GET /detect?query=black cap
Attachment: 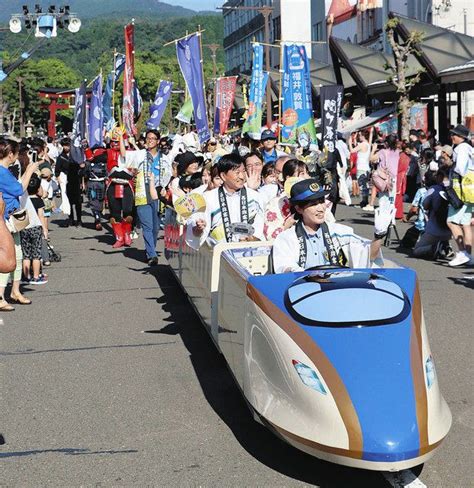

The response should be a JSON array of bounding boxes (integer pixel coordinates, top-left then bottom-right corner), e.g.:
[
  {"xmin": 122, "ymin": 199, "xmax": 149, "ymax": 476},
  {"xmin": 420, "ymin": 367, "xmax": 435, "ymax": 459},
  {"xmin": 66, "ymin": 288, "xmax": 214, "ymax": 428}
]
[
  {"xmin": 175, "ymin": 151, "xmax": 198, "ymax": 167},
  {"xmin": 450, "ymin": 124, "xmax": 470, "ymax": 140},
  {"xmin": 289, "ymin": 178, "xmax": 330, "ymax": 204},
  {"xmin": 261, "ymin": 129, "xmax": 277, "ymax": 141}
]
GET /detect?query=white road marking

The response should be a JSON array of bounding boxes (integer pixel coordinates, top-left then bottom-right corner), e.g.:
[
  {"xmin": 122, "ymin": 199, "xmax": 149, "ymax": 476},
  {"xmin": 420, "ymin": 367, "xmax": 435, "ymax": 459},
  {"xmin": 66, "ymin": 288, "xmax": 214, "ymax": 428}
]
[{"xmin": 383, "ymin": 470, "xmax": 427, "ymax": 488}]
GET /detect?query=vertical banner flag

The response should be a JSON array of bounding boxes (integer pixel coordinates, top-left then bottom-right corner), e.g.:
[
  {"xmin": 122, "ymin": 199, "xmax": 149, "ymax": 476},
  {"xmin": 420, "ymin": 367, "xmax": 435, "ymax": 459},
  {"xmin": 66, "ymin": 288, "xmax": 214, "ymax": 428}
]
[
  {"xmin": 102, "ymin": 73, "xmax": 114, "ymax": 131},
  {"xmin": 103, "ymin": 53, "xmax": 126, "ymax": 131},
  {"xmin": 71, "ymin": 81, "xmax": 87, "ymax": 164},
  {"xmin": 88, "ymin": 74, "xmax": 103, "ymax": 148},
  {"xmin": 176, "ymin": 33, "xmax": 211, "ymax": 144},
  {"xmin": 213, "ymin": 76, "xmax": 237, "ymax": 136},
  {"xmin": 123, "ymin": 22, "xmax": 136, "ymax": 135},
  {"xmin": 114, "ymin": 53, "xmax": 126, "ymax": 80},
  {"xmin": 176, "ymin": 98, "xmax": 193, "ymax": 124},
  {"xmin": 133, "ymin": 83, "xmax": 143, "ymax": 119},
  {"xmin": 281, "ymin": 44, "xmax": 317, "ymax": 145},
  {"xmin": 242, "ymin": 44, "xmax": 269, "ymax": 139},
  {"xmin": 320, "ymin": 84, "xmax": 343, "ymax": 166},
  {"xmin": 147, "ymin": 80, "xmax": 173, "ymax": 129}
]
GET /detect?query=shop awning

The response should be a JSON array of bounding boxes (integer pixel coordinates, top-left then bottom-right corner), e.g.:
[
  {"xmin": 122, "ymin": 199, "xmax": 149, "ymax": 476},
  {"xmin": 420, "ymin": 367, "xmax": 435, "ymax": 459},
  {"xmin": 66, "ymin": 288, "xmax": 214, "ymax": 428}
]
[{"xmin": 339, "ymin": 105, "xmax": 396, "ymax": 134}]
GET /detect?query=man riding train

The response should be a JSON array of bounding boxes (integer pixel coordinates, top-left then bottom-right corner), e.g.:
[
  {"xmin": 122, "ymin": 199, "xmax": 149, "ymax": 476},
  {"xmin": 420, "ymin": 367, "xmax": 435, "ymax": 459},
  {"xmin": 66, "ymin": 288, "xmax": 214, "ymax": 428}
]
[{"xmin": 185, "ymin": 153, "xmax": 393, "ymax": 273}]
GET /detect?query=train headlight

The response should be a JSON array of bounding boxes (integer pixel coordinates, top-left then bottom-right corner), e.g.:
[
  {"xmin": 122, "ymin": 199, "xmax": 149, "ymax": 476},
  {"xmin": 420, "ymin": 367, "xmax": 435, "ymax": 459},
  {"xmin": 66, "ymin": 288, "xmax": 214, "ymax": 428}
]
[{"xmin": 292, "ymin": 360, "xmax": 327, "ymax": 395}]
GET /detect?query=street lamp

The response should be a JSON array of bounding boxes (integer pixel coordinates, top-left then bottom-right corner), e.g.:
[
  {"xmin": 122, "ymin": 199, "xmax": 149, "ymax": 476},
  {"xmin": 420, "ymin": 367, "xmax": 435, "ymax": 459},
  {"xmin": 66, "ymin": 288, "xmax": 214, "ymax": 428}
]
[
  {"xmin": 8, "ymin": 4, "xmax": 81, "ymax": 37},
  {"xmin": 220, "ymin": 5, "xmax": 274, "ymax": 127}
]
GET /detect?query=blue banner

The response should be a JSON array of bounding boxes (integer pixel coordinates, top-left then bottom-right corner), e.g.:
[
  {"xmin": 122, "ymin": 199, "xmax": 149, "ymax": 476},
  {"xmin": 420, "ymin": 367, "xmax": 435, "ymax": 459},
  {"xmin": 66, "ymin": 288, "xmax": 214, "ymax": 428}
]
[
  {"xmin": 114, "ymin": 53, "xmax": 126, "ymax": 80},
  {"xmin": 176, "ymin": 33, "xmax": 210, "ymax": 144},
  {"xmin": 133, "ymin": 82, "xmax": 143, "ymax": 119},
  {"xmin": 71, "ymin": 82, "xmax": 86, "ymax": 164},
  {"xmin": 147, "ymin": 80, "xmax": 173, "ymax": 129},
  {"xmin": 88, "ymin": 74, "xmax": 103, "ymax": 148},
  {"xmin": 242, "ymin": 44, "xmax": 269, "ymax": 140},
  {"xmin": 281, "ymin": 44, "xmax": 317, "ymax": 145},
  {"xmin": 102, "ymin": 73, "xmax": 114, "ymax": 131}
]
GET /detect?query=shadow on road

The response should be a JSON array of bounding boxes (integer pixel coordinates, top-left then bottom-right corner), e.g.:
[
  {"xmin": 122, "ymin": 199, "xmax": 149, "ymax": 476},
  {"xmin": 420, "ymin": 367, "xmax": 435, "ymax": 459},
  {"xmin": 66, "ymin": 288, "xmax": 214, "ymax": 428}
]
[
  {"xmin": 140, "ymin": 264, "xmax": 410, "ymax": 488},
  {"xmin": 0, "ymin": 448, "xmax": 138, "ymax": 458}
]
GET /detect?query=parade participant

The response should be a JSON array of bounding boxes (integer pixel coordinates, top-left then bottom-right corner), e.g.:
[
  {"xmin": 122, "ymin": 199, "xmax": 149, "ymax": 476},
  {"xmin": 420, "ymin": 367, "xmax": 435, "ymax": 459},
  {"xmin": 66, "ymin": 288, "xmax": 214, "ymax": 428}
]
[
  {"xmin": 55, "ymin": 139, "xmax": 82, "ymax": 227},
  {"xmin": 272, "ymin": 178, "xmax": 393, "ymax": 273},
  {"xmin": 170, "ymin": 151, "xmax": 201, "ymax": 202},
  {"xmin": 105, "ymin": 127, "xmax": 136, "ymax": 248},
  {"xmin": 244, "ymin": 152, "xmax": 264, "ymax": 190},
  {"xmin": 260, "ymin": 129, "xmax": 285, "ymax": 165},
  {"xmin": 264, "ymin": 159, "xmax": 309, "ymax": 240},
  {"xmin": 119, "ymin": 129, "xmax": 163, "ymax": 264},
  {"xmin": 262, "ymin": 163, "xmax": 277, "ymax": 186},
  {"xmin": 259, "ymin": 154, "xmax": 292, "ymax": 208},
  {"xmin": 0, "ymin": 138, "xmax": 39, "ymax": 310},
  {"xmin": 186, "ymin": 153, "xmax": 264, "ymax": 249},
  {"xmin": 446, "ymin": 124, "xmax": 473, "ymax": 266},
  {"xmin": 84, "ymin": 146, "xmax": 108, "ymax": 230}
]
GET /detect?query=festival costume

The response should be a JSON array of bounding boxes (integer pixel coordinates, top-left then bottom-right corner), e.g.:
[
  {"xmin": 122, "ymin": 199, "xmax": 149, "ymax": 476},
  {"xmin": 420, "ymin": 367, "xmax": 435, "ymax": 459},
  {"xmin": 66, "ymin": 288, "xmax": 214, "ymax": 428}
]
[
  {"xmin": 272, "ymin": 221, "xmax": 383, "ymax": 273},
  {"xmin": 186, "ymin": 186, "xmax": 264, "ymax": 249},
  {"xmin": 84, "ymin": 148, "xmax": 107, "ymax": 230},
  {"xmin": 105, "ymin": 141, "xmax": 135, "ymax": 247}
]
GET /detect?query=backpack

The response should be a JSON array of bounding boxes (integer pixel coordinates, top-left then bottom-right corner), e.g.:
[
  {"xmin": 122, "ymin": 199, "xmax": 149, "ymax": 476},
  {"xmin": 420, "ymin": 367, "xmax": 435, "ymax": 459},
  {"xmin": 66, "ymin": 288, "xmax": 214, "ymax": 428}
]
[{"xmin": 452, "ymin": 169, "xmax": 474, "ymax": 204}]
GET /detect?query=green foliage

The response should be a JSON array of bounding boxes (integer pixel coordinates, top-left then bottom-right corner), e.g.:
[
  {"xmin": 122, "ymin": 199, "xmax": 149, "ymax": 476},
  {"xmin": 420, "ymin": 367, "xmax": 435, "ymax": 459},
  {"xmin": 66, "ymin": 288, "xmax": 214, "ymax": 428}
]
[
  {"xmin": 0, "ymin": 14, "xmax": 224, "ymax": 131},
  {"xmin": 1, "ymin": 58, "xmax": 80, "ymax": 126}
]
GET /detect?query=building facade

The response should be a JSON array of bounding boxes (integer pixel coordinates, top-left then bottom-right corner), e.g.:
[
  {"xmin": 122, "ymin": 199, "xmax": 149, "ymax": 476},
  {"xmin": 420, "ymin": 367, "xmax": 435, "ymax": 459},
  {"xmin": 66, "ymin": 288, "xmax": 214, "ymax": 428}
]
[
  {"xmin": 223, "ymin": 0, "xmax": 313, "ymax": 75},
  {"xmin": 223, "ymin": 0, "xmax": 273, "ymax": 76}
]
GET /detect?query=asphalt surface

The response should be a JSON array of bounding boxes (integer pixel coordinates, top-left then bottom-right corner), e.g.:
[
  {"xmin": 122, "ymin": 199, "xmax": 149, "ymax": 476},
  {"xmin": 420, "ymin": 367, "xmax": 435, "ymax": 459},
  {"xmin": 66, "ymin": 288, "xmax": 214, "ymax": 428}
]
[{"xmin": 1, "ymin": 203, "xmax": 472, "ymax": 487}]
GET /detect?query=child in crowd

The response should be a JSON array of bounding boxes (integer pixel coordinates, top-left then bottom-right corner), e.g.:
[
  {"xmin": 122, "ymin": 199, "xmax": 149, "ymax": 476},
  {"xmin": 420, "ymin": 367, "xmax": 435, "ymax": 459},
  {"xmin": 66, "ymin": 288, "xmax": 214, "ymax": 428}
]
[{"xmin": 20, "ymin": 173, "xmax": 48, "ymax": 285}]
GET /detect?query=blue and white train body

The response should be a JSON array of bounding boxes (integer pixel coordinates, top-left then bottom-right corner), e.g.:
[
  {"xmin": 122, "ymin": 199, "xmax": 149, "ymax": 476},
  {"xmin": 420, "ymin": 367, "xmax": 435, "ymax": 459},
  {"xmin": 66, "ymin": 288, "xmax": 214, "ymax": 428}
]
[{"xmin": 164, "ymin": 218, "xmax": 451, "ymax": 471}]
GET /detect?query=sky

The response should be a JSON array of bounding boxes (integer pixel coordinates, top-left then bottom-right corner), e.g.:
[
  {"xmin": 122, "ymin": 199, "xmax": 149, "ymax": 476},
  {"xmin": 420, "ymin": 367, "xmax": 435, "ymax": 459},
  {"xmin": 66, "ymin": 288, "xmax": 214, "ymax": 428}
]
[{"xmin": 163, "ymin": 0, "xmax": 225, "ymax": 11}]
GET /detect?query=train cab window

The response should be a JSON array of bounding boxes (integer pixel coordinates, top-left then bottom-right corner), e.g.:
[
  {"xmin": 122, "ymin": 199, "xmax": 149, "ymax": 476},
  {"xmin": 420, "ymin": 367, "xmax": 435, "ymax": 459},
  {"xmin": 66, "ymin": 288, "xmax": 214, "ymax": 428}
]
[
  {"xmin": 285, "ymin": 271, "xmax": 411, "ymax": 327},
  {"xmin": 224, "ymin": 246, "xmax": 273, "ymax": 277}
]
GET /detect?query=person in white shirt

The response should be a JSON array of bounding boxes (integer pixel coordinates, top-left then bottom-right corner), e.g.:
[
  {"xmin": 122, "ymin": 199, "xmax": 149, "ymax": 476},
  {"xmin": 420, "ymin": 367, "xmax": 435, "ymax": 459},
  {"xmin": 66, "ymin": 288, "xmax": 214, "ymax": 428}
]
[
  {"xmin": 46, "ymin": 137, "xmax": 59, "ymax": 163},
  {"xmin": 336, "ymin": 133, "xmax": 351, "ymax": 206},
  {"xmin": 272, "ymin": 178, "xmax": 392, "ymax": 273},
  {"xmin": 446, "ymin": 124, "xmax": 474, "ymax": 266},
  {"xmin": 349, "ymin": 129, "xmax": 373, "ymax": 209},
  {"xmin": 186, "ymin": 153, "xmax": 264, "ymax": 249}
]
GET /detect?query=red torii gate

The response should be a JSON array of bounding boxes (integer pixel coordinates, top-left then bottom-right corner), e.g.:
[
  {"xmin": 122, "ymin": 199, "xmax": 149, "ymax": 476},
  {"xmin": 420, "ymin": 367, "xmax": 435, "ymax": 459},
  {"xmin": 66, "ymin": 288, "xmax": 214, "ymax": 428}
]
[{"xmin": 39, "ymin": 87, "xmax": 91, "ymax": 138}]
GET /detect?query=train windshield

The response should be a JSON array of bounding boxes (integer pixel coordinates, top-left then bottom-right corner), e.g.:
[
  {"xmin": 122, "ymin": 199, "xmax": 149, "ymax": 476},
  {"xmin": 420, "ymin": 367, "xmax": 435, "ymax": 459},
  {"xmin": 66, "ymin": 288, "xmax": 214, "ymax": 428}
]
[{"xmin": 285, "ymin": 271, "xmax": 411, "ymax": 327}]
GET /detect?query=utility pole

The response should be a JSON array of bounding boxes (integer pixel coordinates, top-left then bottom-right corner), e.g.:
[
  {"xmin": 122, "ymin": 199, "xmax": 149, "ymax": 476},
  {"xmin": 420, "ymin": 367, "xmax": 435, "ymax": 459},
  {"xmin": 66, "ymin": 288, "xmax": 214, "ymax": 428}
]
[
  {"xmin": 220, "ymin": 5, "xmax": 274, "ymax": 127},
  {"xmin": 204, "ymin": 43, "xmax": 220, "ymax": 79},
  {"xmin": 204, "ymin": 43, "xmax": 220, "ymax": 128},
  {"xmin": 17, "ymin": 76, "xmax": 25, "ymax": 137}
]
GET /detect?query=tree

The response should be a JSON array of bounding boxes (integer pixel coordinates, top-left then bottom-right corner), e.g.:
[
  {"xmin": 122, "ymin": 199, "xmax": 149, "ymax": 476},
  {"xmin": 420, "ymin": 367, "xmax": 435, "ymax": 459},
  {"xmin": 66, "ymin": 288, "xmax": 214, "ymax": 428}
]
[
  {"xmin": 385, "ymin": 17, "xmax": 425, "ymax": 141},
  {"xmin": 1, "ymin": 58, "xmax": 80, "ymax": 130}
]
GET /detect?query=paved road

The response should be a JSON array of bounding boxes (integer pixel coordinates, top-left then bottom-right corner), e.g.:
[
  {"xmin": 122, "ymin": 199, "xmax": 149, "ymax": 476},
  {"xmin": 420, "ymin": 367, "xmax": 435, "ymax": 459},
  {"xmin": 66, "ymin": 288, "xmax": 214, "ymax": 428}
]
[{"xmin": 1, "ymin": 205, "xmax": 472, "ymax": 487}]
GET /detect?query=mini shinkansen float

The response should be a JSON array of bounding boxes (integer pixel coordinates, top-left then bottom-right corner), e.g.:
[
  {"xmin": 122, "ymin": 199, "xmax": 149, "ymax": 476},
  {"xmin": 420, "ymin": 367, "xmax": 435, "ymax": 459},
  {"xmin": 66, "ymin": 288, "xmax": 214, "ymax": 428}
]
[{"xmin": 163, "ymin": 208, "xmax": 451, "ymax": 472}]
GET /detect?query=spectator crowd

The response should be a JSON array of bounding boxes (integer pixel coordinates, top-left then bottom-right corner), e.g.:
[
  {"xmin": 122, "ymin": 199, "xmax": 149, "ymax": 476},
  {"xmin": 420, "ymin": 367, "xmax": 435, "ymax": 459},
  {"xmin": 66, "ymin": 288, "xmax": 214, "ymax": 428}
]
[{"xmin": 0, "ymin": 121, "xmax": 472, "ymax": 311}]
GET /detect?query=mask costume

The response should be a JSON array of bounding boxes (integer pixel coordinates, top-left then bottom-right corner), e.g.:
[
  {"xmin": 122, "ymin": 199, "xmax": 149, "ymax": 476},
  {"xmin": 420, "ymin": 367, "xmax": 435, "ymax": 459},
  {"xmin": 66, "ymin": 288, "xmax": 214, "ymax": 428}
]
[{"xmin": 105, "ymin": 128, "xmax": 135, "ymax": 248}]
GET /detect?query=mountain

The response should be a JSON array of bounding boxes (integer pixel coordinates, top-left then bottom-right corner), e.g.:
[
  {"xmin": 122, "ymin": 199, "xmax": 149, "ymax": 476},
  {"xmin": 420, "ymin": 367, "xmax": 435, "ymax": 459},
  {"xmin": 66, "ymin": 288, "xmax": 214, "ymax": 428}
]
[{"xmin": 0, "ymin": 0, "xmax": 216, "ymax": 22}]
